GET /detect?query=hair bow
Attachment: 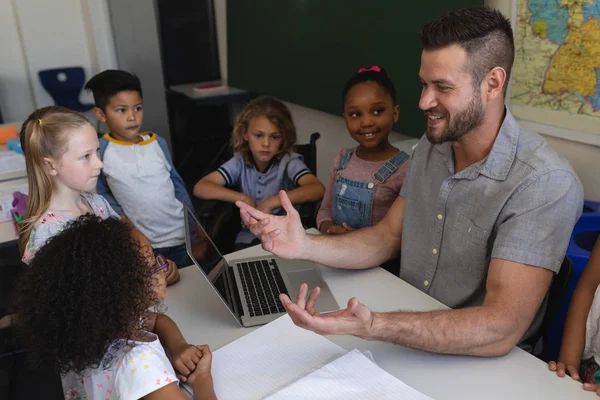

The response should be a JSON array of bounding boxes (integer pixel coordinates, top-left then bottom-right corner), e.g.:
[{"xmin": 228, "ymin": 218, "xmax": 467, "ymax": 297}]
[{"xmin": 358, "ymin": 66, "xmax": 381, "ymax": 73}]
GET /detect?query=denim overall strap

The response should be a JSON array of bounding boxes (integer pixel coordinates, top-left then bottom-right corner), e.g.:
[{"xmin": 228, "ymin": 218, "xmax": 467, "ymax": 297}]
[
  {"xmin": 373, "ymin": 151, "xmax": 409, "ymax": 183},
  {"xmin": 335, "ymin": 148, "xmax": 356, "ymax": 172}
]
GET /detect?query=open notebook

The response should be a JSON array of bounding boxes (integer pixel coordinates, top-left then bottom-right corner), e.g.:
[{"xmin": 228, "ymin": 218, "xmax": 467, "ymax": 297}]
[{"xmin": 181, "ymin": 316, "xmax": 432, "ymax": 399}]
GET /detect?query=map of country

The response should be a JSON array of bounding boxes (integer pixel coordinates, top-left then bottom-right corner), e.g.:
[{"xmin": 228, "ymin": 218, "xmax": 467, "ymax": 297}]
[{"xmin": 512, "ymin": 0, "xmax": 600, "ymax": 121}]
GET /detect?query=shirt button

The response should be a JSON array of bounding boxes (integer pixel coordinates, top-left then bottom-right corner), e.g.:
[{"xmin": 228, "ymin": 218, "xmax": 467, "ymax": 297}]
[
  {"xmin": 432, "ymin": 248, "xmax": 438, "ymax": 255},
  {"xmin": 367, "ymin": 182, "xmax": 374, "ymax": 189},
  {"xmin": 437, "ymin": 213, "xmax": 443, "ymax": 220},
  {"xmin": 424, "ymin": 280, "xmax": 429, "ymax": 287}
]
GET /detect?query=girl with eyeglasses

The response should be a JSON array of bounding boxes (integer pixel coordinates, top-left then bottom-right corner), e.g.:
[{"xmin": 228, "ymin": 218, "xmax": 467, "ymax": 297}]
[{"xmin": 13, "ymin": 215, "xmax": 216, "ymax": 400}]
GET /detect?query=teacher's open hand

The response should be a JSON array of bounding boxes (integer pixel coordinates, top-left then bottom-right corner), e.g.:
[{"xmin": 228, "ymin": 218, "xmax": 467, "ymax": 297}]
[{"xmin": 280, "ymin": 283, "xmax": 373, "ymax": 338}]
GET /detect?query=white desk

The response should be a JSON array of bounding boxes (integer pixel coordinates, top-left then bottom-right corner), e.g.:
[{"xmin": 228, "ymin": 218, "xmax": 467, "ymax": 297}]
[{"xmin": 165, "ymin": 244, "xmax": 590, "ymax": 399}]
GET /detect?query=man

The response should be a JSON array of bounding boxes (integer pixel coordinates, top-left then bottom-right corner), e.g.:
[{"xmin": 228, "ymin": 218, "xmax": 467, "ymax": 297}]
[{"xmin": 237, "ymin": 6, "xmax": 583, "ymax": 357}]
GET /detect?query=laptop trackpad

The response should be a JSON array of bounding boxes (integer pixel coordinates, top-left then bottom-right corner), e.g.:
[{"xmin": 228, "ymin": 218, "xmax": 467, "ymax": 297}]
[{"xmin": 287, "ymin": 269, "xmax": 322, "ymax": 291}]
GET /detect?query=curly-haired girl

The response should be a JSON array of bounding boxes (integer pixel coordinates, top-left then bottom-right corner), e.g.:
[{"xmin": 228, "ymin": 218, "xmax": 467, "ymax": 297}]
[{"xmin": 14, "ymin": 215, "xmax": 216, "ymax": 400}]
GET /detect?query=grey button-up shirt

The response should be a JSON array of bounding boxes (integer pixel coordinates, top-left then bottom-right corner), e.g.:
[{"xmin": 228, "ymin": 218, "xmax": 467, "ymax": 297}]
[{"xmin": 399, "ymin": 108, "xmax": 583, "ymax": 337}]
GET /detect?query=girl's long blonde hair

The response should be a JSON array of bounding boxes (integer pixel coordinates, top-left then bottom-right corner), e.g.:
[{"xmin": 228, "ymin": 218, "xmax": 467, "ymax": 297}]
[
  {"xmin": 232, "ymin": 96, "xmax": 297, "ymax": 166},
  {"xmin": 18, "ymin": 106, "xmax": 92, "ymax": 256}
]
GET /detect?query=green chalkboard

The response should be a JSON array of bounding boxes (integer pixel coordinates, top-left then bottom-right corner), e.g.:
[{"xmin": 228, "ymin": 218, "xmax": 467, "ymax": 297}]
[{"xmin": 227, "ymin": 1, "xmax": 482, "ymax": 137}]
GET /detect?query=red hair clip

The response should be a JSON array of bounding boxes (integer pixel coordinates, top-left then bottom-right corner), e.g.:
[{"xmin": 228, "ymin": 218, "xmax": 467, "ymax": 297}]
[{"xmin": 358, "ymin": 66, "xmax": 381, "ymax": 73}]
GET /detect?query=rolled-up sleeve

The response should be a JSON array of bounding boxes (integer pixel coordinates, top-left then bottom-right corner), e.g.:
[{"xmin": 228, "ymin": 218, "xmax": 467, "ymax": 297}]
[{"xmin": 492, "ymin": 170, "xmax": 583, "ymax": 272}]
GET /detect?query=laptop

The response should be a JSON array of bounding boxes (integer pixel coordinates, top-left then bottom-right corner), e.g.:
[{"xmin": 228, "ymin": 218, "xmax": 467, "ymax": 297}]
[{"xmin": 183, "ymin": 204, "xmax": 339, "ymax": 327}]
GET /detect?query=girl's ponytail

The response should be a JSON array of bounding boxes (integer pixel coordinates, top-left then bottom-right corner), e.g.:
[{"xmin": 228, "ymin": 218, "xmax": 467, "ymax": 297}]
[{"xmin": 18, "ymin": 106, "xmax": 91, "ymax": 256}]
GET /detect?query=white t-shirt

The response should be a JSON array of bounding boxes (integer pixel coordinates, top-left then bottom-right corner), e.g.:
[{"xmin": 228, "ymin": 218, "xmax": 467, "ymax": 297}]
[
  {"xmin": 82, "ymin": 332, "xmax": 179, "ymax": 400},
  {"xmin": 102, "ymin": 133, "xmax": 185, "ymax": 248},
  {"xmin": 583, "ymin": 285, "xmax": 600, "ymax": 365}
]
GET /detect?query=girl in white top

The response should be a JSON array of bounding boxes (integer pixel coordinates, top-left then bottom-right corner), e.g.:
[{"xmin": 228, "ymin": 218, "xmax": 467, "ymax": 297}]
[
  {"xmin": 549, "ymin": 237, "xmax": 600, "ymax": 395},
  {"xmin": 14, "ymin": 215, "xmax": 216, "ymax": 400},
  {"xmin": 18, "ymin": 106, "xmax": 179, "ymax": 286}
]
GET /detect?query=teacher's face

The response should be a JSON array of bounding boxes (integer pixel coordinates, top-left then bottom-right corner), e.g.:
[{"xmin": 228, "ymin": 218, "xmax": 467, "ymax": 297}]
[{"xmin": 418, "ymin": 44, "xmax": 485, "ymax": 144}]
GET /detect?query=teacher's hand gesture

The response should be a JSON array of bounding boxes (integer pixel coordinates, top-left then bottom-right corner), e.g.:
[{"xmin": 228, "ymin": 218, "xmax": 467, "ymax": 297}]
[
  {"xmin": 280, "ymin": 283, "xmax": 374, "ymax": 338},
  {"xmin": 236, "ymin": 190, "xmax": 308, "ymax": 260}
]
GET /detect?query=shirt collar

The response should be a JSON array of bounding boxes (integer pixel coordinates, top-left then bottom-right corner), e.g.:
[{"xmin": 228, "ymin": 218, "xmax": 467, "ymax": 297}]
[
  {"xmin": 433, "ymin": 107, "xmax": 519, "ymax": 181},
  {"xmin": 104, "ymin": 132, "xmax": 156, "ymax": 146},
  {"xmin": 251, "ymin": 157, "xmax": 276, "ymax": 174}
]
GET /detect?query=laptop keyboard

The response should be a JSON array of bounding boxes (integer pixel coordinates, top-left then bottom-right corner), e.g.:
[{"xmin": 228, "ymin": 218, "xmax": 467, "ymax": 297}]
[{"xmin": 237, "ymin": 259, "xmax": 288, "ymax": 317}]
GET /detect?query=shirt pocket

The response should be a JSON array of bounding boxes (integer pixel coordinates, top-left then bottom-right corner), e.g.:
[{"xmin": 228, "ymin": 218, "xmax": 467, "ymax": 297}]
[
  {"xmin": 333, "ymin": 196, "xmax": 366, "ymax": 227},
  {"xmin": 335, "ymin": 196, "xmax": 365, "ymax": 212},
  {"xmin": 452, "ymin": 213, "xmax": 488, "ymax": 244},
  {"xmin": 449, "ymin": 213, "xmax": 490, "ymax": 279}
]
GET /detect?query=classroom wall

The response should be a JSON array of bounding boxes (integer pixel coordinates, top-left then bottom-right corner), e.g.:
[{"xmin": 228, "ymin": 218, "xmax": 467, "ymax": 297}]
[
  {"xmin": 12, "ymin": 0, "xmax": 96, "ymax": 110},
  {"xmin": 0, "ymin": 0, "xmax": 112, "ymax": 123},
  {"xmin": 0, "ymin": 0, "xmax": 35, "ymax": 122}
]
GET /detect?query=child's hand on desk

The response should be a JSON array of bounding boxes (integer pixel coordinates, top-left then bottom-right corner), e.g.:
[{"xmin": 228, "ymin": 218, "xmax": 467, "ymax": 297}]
[
  {"xmin": 187, "ymin": 345, "xmax": 217, "ymax": 399},
  {"xmin": 547, "ymin": 360, "xmax": 581, "ymax": 382},
  {"xmin": 188, "ymin": 345, "xmax": 212, "ymax": 380},
  {"xmin": 165, "ymin": 259, "xmax": 180, "ymax": 285},
  {"xmin": 582, "ymin": 382, "xmax": 600, "ymax": 396},
  {"xmin": 170, "ymin": 342, "xmax": 203, "ymax": 382}
]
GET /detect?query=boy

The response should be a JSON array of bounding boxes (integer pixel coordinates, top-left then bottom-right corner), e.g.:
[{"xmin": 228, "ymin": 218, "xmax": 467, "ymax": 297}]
[{"xmin": 86, "ymin": 70, "xmax": 193, "ymax": 269}]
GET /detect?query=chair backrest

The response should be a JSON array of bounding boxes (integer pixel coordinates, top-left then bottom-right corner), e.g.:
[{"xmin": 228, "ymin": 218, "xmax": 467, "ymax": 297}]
[
  {"xmin": 293, "ymin": 132, "xmax": 321, "ymax": 228},
  {"xmin": 294, "ymin": 132, "xmax": 320, "ymax": 174},
  {"xmin": 38, "ymin": 67, "xmax": 94, "ymax": 112},
  {"xmin": 524, "ymin": 256, "xmax": 574, "ymax": 357},
  {"xmin": 543, "ymin": 256, "xmax": 574, "ymax": 332}
]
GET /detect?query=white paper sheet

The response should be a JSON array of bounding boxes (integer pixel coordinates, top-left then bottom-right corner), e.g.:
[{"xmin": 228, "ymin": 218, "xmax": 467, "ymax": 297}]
[
  {"xmin": 183, "ymin": 315, "xmax": 346, "ymax": 400},
  {"xmin": 266, "ymin": 349, "xmax": 434, "ymax": 400}
]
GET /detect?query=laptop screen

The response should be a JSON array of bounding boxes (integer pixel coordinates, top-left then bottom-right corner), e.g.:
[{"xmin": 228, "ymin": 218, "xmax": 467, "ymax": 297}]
[{"xmin": 183, "ymin": 205, "xmax": 242, "ymax": 321}]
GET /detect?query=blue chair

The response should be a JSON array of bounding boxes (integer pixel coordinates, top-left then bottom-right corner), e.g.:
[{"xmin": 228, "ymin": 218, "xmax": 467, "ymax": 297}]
[
  {"xmin": 584, "ymin": 200, "xmax": 600, "ymax": 214},
  {"xmin": 546, "ymin": 211, "xmax": 600, "ymax": 361},
  {"xmin": 38, "ymin": 67, "xmax": 94, "ymax": 112}
]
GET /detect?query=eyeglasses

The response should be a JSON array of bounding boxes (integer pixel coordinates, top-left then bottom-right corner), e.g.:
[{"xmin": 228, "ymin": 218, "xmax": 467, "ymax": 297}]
[{"xmin": 147, "ymin": 255, "xmax": 169, "ymax": 277}]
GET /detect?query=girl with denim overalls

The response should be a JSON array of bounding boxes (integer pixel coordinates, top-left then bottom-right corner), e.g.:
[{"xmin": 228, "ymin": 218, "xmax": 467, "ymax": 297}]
[{"xmin": 317, "ymin": 66, "xmax": 410, "ymax": 235}]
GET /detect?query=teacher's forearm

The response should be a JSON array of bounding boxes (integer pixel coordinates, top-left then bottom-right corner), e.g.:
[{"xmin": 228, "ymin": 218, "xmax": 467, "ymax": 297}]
[
  {"xmin": 366, "ymin": 307, "xmax": 522, "ymax": 357},
  {"xmin": 303, "ymin": 224, "xmax": 399, "ymax": 269}
]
